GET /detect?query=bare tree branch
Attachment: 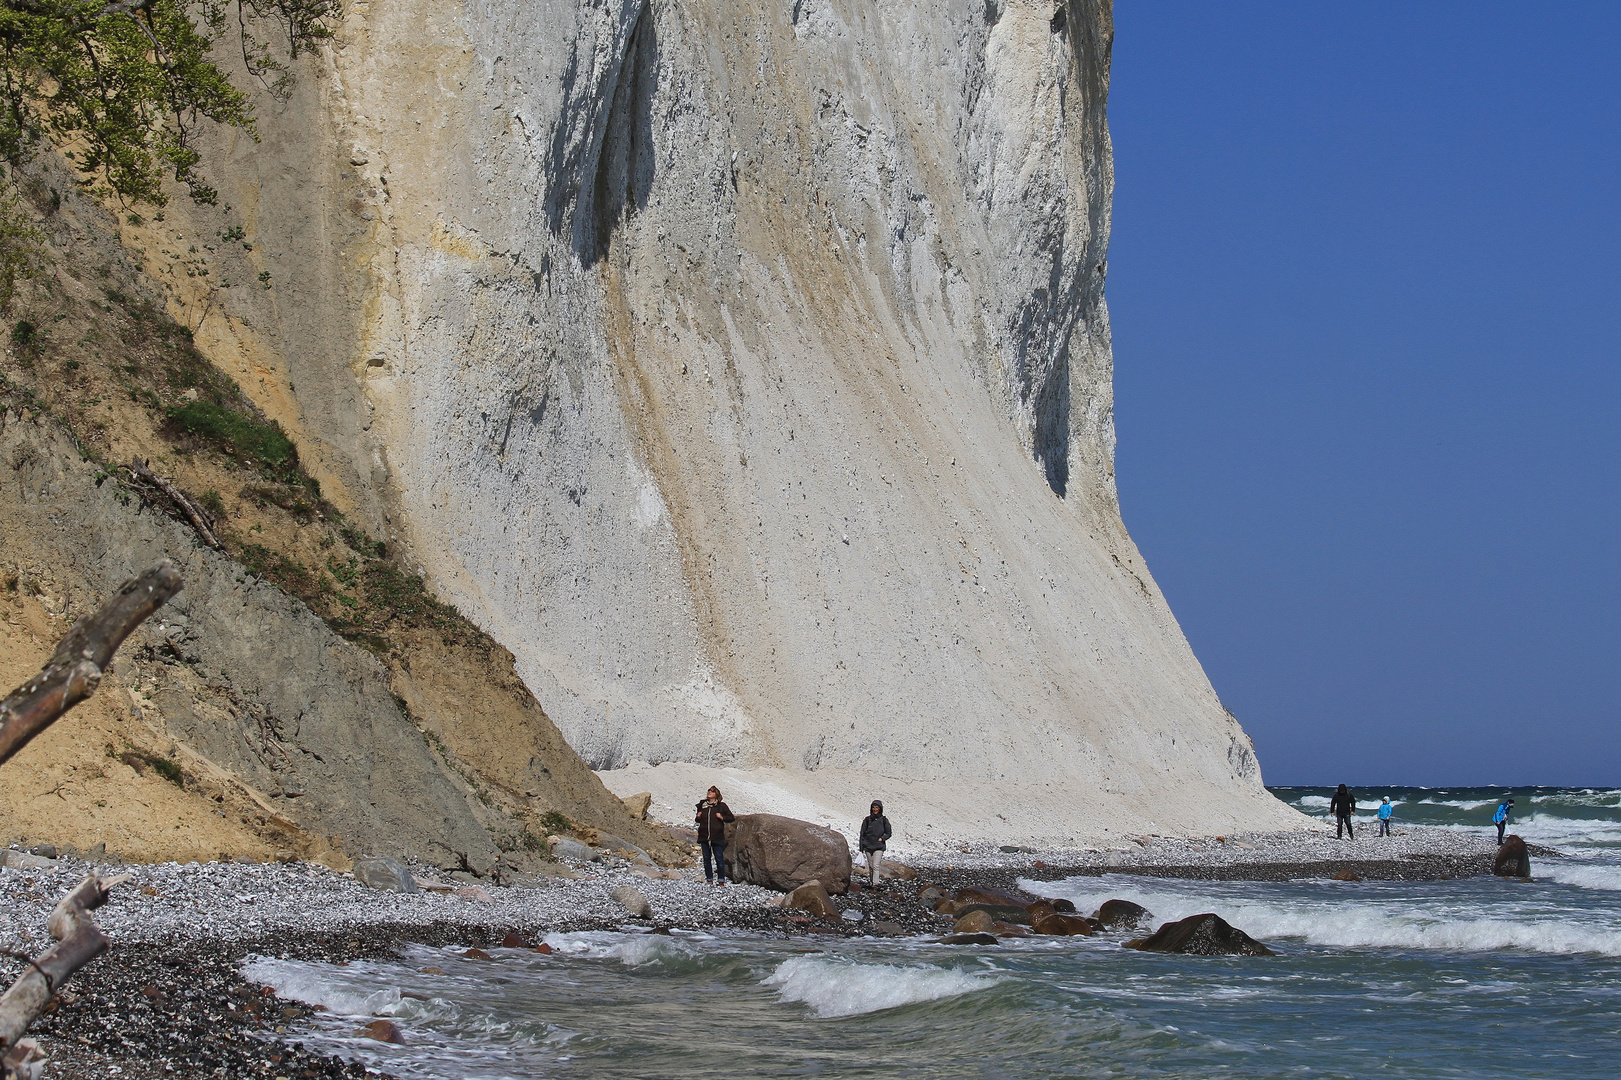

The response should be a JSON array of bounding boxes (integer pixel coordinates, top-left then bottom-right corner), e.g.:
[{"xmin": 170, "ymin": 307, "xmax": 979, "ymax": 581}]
[
  {"xmin": 128, "ymin": 460, "xmax": 220, "ymax": 549},
  {"xmin": 0, "ymin": 871, "xmax": 133, "ymax": 1069},
  {"xmin": 0, "ymin": 561, "xmax": 183, "ymax": 767}
]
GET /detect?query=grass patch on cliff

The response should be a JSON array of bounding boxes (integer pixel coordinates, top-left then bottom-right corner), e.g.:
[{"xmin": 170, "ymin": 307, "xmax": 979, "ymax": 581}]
[{"xmin": 166, "ymin": 400, "xmax": 299, "ymax": 476}]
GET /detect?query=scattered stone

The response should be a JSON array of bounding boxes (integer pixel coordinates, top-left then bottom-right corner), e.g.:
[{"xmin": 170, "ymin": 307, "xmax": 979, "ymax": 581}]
[
  {"xmin": 456, "ymin": 885, "xmax": 495, "ymax": 904},
  {"xmin": 501, "ymin": 932, "xmax": 532, "ymax": 948},
  {"xmin": 595, "ymin": 832, "xmax": 655, "ymax": 865},
  {"xmin": 916, "ymin": 883, "xmax": 949, "ymax": 906},
  {"xmin": 610, "ymin": 884, "xmax": 654, "ymax": 919},
  {"xmin": 1332, "ymin": 869, "xmax": 1362, "ymax": 882},
  {"xmin": 938, "ymin": 932, "xmax": 999, "ymax": 946},
  {"xmin": 462, "ymin": 948, "xmax": 492, "ymax": 960},
  {"xmin": 933, "ymin": 898, "xmax": 962, "ymax": 915},
  {"xmin": 1125, "ymin": 913, "xmax": 1275, "ymax": 956},
  {"xmin": 953, "ymin": 909, "xmax": 994, "ymax": 934},
  {"xmin": 3, "ymin": 851, "xmax": 58, "ymax": 871},
  {"xmin": 841, "ymin": 908, "xmax": 864, "ymax": 922},
  {"xmin": 781, "ymin": 879, "xmax": 839, "ymax": 920},
  {"xmin": 351, "ymin": 857, "xmax": 417, "ymax": 894},
  {"xmin": 878, "ymin": 860, "xmax": 918, "ymax": 880},
  {"xmin": 534, "ymin": 942, "xmax": 553, "ymax": 954},
  {"xmin": 1094, "ymin": 899, "xmax": 1149, "ymax": 929},
  {"xmin": 359, "ymin": 1019, "xmax": 404, "ymax": 1044},
  {"xmin": 727, "ymin": 814, "xmax": 853, "ymax": 893},
  {"xmin": 870, "ymin": 920, "xmax": 905, "ymax": 936},
  {"xmin": 420, "ymin": 966, "xmax": 446, "ymax": 975},
  {"xmin": 1495, "ymin": 835, "xmax": 1531, "ymax": 878},
  {"xmin": 550, "ymin": 837, "xmax": 599, "ymax": 862},
  {"xmin": 621, "ymin": 791, "xmax": 653, "ymax": 820},
  {"xmin": 28, "ymin": 843, "xmax": 57, "ymax": 859},
  {"xmin": 413, "ymin": 876, "xmax": 456, "ymax": 892}
]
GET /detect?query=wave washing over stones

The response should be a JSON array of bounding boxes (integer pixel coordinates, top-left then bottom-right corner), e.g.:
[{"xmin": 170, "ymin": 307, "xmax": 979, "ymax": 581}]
[{"xmin": 129, "ymin": 0, "xmax": 1306, "ymax": 848}]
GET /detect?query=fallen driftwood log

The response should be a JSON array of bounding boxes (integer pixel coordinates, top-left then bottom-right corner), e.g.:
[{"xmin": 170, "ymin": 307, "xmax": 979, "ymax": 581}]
[{"xmin": 0, "ymin": 562, "xmax": 182, "ymax": 1078}]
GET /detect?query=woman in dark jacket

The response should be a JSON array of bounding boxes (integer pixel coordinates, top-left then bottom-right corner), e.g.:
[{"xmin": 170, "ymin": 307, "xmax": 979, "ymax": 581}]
[
  {"xmin": 1330, "ymin": 784, "xmax": 1356, "ymax": 840},
  {"xmin": 695, "ymin": 786, "xmax": 735, "ymax": 885},
  {"xmin": 859, "ymin": 800, "xmax": 892, "ymax": 888}
]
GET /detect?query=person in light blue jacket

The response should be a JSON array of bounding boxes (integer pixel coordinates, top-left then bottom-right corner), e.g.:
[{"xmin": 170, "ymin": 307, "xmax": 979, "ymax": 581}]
[
  {"xmin": 1377, "ymin": 797, "xmax": 1393, "ymax": 837},
  {"xmin": 1493, "ymin": 797, "xmax": 1514, "ymax": 845}
]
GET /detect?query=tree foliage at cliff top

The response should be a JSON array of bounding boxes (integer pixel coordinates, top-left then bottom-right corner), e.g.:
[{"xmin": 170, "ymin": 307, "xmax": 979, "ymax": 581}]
[{"xmin": 0, "ymin": 0, "xmax": 339, "ymax": 205}]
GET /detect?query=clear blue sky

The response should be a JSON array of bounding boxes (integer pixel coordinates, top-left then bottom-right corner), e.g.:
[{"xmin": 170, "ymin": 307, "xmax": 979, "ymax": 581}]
[{"xmin": 1106, "ymin": 3, "xmax": 1619, "ymax": 786}]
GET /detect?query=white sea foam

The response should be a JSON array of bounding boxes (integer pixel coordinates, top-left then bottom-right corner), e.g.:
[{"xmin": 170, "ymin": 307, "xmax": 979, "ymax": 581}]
[
  {"xmin": 763, "ymin": 956, "xmax": 998, "ymax": 1018},
  {"xmin": 538, "ymin": 930, "xmax": 699, "ymax": 968},
  {"xmin": 241, "ymin": 958, "xmax": 404, "ymax": 1017},
  {"xmin": 1541, "ymin": 862, "xmax": 1621, "ymax": 892},
  {"xmin": 1035, "ymin": 880, "xmax": 1621, "ymax": 959}
]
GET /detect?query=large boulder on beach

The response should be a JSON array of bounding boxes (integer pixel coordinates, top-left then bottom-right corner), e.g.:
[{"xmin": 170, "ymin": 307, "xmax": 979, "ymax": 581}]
[
  {"xmin": 955, "ymin": 886, "xmax": 1033, "ymax": 908},
  {"xmin": 1095, "ymin": 899, "xmax": 1150, "ymax": 929},
  {"xmin": 352, "ymin": 857, "xmax": 418, "ymax": 894},
  {"xmin": 953, "ymin": 910, "xmax": 995, "ymax": 934},
  {"xmin": 1125, "ymin": 914, "xmax": 1274, "ymax": 956},
  {"xmin": 1494, "ymin": 835, "xmax": 1531, "ymax": 879},
  {"xmin": 726, "ymin": 814, "xmax": 851, "ymax": 894},
  {"xmin": 955, "ymin": 903, "xmax": 1031, "ymax": 926}
]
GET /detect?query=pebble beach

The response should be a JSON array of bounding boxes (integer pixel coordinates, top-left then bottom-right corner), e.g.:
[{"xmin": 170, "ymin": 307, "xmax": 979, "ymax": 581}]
[{"xmin": 0, "ymin": 822, "xmax": 1528, "ymax": 1080}]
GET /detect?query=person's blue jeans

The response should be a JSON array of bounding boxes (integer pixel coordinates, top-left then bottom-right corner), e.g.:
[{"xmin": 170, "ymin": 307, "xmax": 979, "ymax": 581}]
[
  {"xmin": 1378, "ymin": 818, "xmax": 1391, "ymax": 836},
  {"xmin": 701, "ymin": 838, "xmax": 726, "ymax": 881}
]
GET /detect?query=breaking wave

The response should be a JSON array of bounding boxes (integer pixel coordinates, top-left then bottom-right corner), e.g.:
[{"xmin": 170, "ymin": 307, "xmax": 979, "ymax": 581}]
[
  {"xmin": 241, "ymin": 957, "xmax": 404, "ymax": 1017},
  {"xmin": 763, "ymin": 956, "xmax": 999, "ymax": 1018}
]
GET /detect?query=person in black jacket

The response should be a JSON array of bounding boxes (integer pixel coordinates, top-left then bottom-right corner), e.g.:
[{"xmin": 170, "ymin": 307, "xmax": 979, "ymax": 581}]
[
  {"xmin": 1330, "ymin": 784, "xmax": 1356, "ymax": 840},
  {"xmin": 695, "ymin": 786, "xmax": 735, "ymax": 885},
  {"xmin": 859, "ymin": 800, "xmax": 892, "ymax": 888}
]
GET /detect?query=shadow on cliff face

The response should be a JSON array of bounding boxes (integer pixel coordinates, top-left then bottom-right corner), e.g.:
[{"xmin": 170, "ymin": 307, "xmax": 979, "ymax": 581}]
[{"xmin": 547, "ymin": 0, "xmax": 659, "ymax": 265}]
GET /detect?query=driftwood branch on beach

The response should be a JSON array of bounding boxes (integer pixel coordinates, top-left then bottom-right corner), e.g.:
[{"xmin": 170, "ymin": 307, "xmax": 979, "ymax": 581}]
[
  {"xmin": 127, "ymin": 461, "xmax": 221, "ymax": 550},
  {"xmin": 0, "ymin": 561, "xmax": 183, "ymax": 767},
  {"xmin": 0, "ymin": 872, "xmax": 133, "ymax": 1077},
  {"xmin": 0, "ymin": 562, "xmax": 182, "ymax": 1078}
]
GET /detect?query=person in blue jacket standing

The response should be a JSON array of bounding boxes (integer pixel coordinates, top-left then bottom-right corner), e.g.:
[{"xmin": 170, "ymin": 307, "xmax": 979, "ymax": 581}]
[
  {"xmin": 1493, "ymin": 797, "xmax": 1514, "ymax": 845},
  {"xmin": 1377, "ymin": 797, "xmax": 1394, "ymax": 836}
]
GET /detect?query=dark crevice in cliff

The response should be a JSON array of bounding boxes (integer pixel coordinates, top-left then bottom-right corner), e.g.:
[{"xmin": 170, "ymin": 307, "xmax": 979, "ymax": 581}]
[{"xmin": 544, "ymin": 0, "xmax": 659, "ymax": 266}]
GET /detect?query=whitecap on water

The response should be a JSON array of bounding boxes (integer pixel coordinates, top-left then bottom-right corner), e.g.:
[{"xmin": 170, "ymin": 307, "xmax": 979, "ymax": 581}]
[
  {"xmin": 241, "ymin": 957, "xmax": 403, "ymax": 1018},
  {"xmin": 762, "ymin": 955, "xmax": 999, "ymax": 1018}
]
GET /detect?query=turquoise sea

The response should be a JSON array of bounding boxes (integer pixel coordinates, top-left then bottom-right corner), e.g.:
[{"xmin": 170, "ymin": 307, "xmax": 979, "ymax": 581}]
[{"xmin": 248, "ymin": 786, "xmax": 1621, "ymax": 1079}]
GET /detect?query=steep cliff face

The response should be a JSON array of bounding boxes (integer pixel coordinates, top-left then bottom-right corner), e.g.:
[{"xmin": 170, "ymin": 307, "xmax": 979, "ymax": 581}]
[{"xmin": 140, "ymin": 0, "xmax": 1303, "ymax": 844}]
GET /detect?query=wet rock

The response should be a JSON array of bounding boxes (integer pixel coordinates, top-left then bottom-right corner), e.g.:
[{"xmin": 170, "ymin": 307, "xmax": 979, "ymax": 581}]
[
  {"xmin": 1045, "ymin": 897, "xmax": 1077, "ymax": 914},
  {"xmin": 1331, "ymin": 869, "xmax": 1362, "ymax": 882},
  {"xmin": 1495, "ymin": 835, "xmax": 1531, "ymax": 878},
  {"xmin": 938, "ymin": 932, "xmax": 999, "ymax": 946},
  {"xmin": 1125, "ymin": 913, "xmax": 1275, "ymax": 956},
  {"xmin": 953, "ymin": 903, "xmax": 1031, "ymax": 926},
  {"xmin": 610, "ymin": 884, "xmax": 654, "ymax": 919},
  {"xmin": 916, "ymin": 883, "xmax": 949, "ymax": 906},
  {"xmin": 955, "ymin": 886, "xmax": 1032, "ymax": 907},
  {"xmin": 727, "ymin": 814, "xmax": 852, "ymax": 893},
  {"xmin": 870, "ymin": 920, "xmax": 905, "ymax": 936},
  {"xmin": 501, "ymin": 932, "xmax": 532, "ymax": 948},
  {"xmin": 989, "ymin": 921, "xmax": 1030, "ymax": 937},
  {"xmin": 621, "ymin": 791, "xmax": 653, "ymax": 820},
  {"xmin": 534, "ymin": 942, "xmax": 554, "ymax": 954},
  {"xmin": 462, "ymin": 948, "xmax": 492, "ymax": 960},
  {"xmin": 953, "ymin": 909, "xmax": 994, "ymax": 934},
  {"xmin": 1094, "ymin": 899, "xmax": 1149, "ymax": 929},
  {"xmin": 933, "ymin": 898, "xmax": 963, "ymax": 915},
  {"xmin": 351, "ymin": 857, "xmax": 418, "ymax": 894},
  {"xmin": 359, "ymin": 1019, "xmax": 404, "ymax": 1044},
  {"xmin": 781, "ymin": 879, "xmax": 838, "ymax": 920}
]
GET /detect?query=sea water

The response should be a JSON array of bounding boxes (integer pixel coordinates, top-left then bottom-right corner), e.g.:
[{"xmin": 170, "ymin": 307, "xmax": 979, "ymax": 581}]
[{"xmin": 246, "ymin": 786, "xmax": 1621, "ymax": 1079}]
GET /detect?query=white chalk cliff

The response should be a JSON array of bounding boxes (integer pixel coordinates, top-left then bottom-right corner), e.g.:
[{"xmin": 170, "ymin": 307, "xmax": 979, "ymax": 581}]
[{"xmin": 167, "ymin": 0, "xmax": 1304, "ymax": 848}]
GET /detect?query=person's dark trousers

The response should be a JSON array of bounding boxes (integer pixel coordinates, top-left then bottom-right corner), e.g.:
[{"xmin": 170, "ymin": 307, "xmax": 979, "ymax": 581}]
[
  {"xmin": 1496, "ymin": 821, "xmax": 1506, "ymax": 845},
  {"xmin": 1337, "ymin": 814, "xmax": 1353, "ymax": 839},
  {"xmin": 701, "ymin": 839, "xmax": 727, "ymax": 882},
  {"xmin": 1378, "ymin": 819, "xmax": 1391, "ymax": 836}
]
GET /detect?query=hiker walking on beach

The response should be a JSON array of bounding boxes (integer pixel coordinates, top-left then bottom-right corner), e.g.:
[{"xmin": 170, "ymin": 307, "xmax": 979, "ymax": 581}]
[
  {"xmin": 1377, "ymin": 797, "xmax": 1393, "ymax": 837},
  {"xmin": 859, "ymin": 800, "xmax": 892, "ymax": 888},
  {"xmin": 1493, "ymin": 797, "xmax": 1514, "ymax": 845},
  {"xmin": 1330, "ymin": 784, "xmax": 1356, "ymax": 839},
  {"xmin": 695, "ymin": 786, "xmax": 735, "ymax": 885}
]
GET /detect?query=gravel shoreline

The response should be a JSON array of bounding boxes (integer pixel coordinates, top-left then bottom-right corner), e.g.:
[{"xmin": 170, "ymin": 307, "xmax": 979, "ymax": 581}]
[{"xmin": 2, "ymin": 826, "xmax": 1550, "ymax": 1078}]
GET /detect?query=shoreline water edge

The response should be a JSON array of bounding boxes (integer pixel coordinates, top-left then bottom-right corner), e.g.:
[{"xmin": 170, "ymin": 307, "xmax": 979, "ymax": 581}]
[{"xmin": 0, "ymin": 822, "xmax": 1548, "ymax": 1079}]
